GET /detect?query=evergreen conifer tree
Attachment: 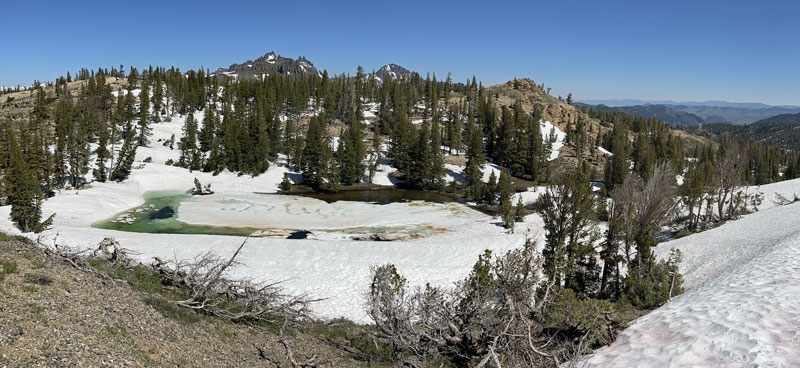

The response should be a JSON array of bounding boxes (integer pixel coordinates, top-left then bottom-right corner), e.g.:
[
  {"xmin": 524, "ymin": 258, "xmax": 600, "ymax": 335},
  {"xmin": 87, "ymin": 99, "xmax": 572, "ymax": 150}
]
[{"xmin": 137, "ymin": 85, "xmax": 151, "ymax": 146}]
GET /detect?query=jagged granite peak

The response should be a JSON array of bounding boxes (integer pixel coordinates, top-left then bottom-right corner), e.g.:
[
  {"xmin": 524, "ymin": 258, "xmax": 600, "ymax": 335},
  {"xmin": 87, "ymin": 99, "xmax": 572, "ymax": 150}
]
[
  {"xmin": 374, "ymin": 64, "xmax": 416, "ymax": 81},
  {"xmin": 213, "ymin": 51, "xmax": 320, "ymax": 80}
]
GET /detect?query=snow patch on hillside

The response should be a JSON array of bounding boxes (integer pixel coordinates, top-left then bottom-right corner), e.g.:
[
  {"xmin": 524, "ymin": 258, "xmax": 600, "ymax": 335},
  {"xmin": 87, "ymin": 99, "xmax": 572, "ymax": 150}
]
[
  {"xmin": 586, "ymin": 179, "xmax": 800, "ymax": 367},
  {"xmin": 541, "ymin": 120, "xmax": 565, "ymax": 161}
]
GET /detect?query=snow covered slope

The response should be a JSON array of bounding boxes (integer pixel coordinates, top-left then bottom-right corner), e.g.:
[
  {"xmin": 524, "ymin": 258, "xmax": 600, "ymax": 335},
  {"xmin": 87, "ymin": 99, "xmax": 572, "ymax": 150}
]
[
  {"xmin": 0, "ymin": 106, "xmax": 545, "ymax": 323},
  {"xmin": 585, "ymin": 189, "xmax": 800, "ymax": 367}
]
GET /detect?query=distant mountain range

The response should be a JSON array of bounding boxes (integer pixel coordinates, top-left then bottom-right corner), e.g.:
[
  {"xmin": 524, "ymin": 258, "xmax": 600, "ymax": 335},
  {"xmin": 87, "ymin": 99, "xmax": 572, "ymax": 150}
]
[
  {"xmin": 579, "ymin": 99, "xmax": 799, "ymax": 110},
  {"xmin": 576, "ymin": 103, "xmax": 708, "ymax": 126},
  {"xmin": 578, "ymin": 101, "xmax": 800, "ymax": 126}
]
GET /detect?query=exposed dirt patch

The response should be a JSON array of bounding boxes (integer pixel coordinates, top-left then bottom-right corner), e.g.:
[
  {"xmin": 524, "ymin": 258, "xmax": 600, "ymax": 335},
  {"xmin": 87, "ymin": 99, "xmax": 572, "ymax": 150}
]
[{"xmin": 0, "ymin": 240, "xmax": 380, "ymax": 367}]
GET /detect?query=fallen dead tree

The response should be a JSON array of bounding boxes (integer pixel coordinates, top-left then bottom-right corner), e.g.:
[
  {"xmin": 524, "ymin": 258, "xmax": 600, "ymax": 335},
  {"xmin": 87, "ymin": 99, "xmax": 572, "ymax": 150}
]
[
  {"xmin": 152, "ymin": 237, "xmax": 318, "ymax": 323},
  {"xmin": 33, "ymin": 233, "xmax": 316, "ymax": 324},
  {"xmin": 33, "ymin": 234, "xmax": 135, "ymax": 277}
]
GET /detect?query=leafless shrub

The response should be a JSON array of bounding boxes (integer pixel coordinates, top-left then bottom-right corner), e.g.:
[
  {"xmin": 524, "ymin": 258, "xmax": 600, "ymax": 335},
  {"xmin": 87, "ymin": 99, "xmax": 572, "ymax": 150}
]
[
  {"xmin": 712, "ymin": 144, "xmax": 747, "ymax": 221},
  {"xmin": 772, "ymin": 192, "xmax": 796, "ymax": 206},
  {"xmin": 367, "ymin": 242, "xmax": 600, "ymax": 367},
  {"xmin": 612, "ymin": 164, "xmax": 679, "ymax": 267}
]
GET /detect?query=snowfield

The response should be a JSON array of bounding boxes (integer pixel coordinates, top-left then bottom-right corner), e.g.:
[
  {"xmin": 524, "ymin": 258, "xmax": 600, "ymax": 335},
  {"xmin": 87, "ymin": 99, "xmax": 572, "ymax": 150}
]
[
  {"xmin": 585, "ymin": 179, "xmax": 800, "ymax": 367},
  {"xmin": 0, "ymin": 108, "xmax": 544, "ymax": 323},
  {"xmin": 0, "ymin": 161, "xmax": 542, "ymax": 323},
  {"xmin": 541, "ymin": 119, "xmax": 566, "ymax": 161}
]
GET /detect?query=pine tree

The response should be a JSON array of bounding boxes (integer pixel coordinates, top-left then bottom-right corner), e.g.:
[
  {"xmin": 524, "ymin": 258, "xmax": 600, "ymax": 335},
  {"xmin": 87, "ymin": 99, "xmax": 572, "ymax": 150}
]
[
  {"xmin": 152, "ymin": 79, "xmax": 164, "ymax": 122},
  {"xmin": 5, "ymin": 128, "xmax": 44, "ymax": 232},
  {"xmin": 484, "ymin": 170, "xmax": 498, "ymax": 203},
  {"xmin": 179, "ymin": 113, "xmax": 201, "ymax": 171},
  {"xmin": 536, "ymin": 171, "xmax": 598, "ymax": 295},
  {"xmin": 446, "ymin": 106, "xmax": 462, "ymax": 154},
  {"xmin": 127, "ymin": 67, "xmax": 139, "ymax": 89},
  {"xmin": 527, "ymin": 116, "xmax": 543, "ymax": 182},
  {"xmin": 497, "ymin": 169, "xmax": 515, "ymax": 205},
  {"xmin": 279, "ymin": 172, "xmax": 293, "ymax": 191},
  {"xmin": 463, "ymin": 118, "xmax": 485, "ymax": 199},
  {"xmin": 515, "ymin": 196, "xmax": 526, "ymax": 222},
  {"xmin": 109, "ymin": 132, "xmax": 137, "ymax": 181},
  {"xmin": 502, "ymin": 196, "xmax": 514, "ymax": 231},
  {"xmin": 301, "ymin": 115, "xmax": 330, "ymax": 189},
  {"xmin": 137, "ymin": 85, "xmax": 151, "ymax": 146},
  {"xmin": 199, "ymin": 104, "xmax": 216, "ymax": 153},
  {"xmin": 204, "ymin": 136, "xmax": 223, "ymax": 174},
  {"xmin": 407, "ymin": 122, "xmax": 433, "ymax": 189},
  {"xmin": 338, "ymin": 106, "xmax": 366, "ymax": 185},
  {"xmin": 94, "ymin": 120, "xmax": 110, "ymax": 182},
  {"xmin": 429, "ymin": 117, "xmax": 445, "ymax": 190}
]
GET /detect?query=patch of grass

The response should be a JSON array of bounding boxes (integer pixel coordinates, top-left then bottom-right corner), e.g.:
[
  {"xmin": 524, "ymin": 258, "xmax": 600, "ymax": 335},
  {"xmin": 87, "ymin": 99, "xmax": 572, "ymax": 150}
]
[
  {"xmin": 1, "ymin": 259, "xmax": 18, "ymax": 275},
  {"xmin": 674, "ymin": 229, "xmax": 694, "ymax": 239},
  {"xmin": 305, "ymin": 318, "xmax": 396, "ymax": 364},
  {"xmin": 214, "ymin": 323, "xmax": 234, "ymax": 341},
  {"xmin": 104, "ymin": 323, "xmax": 130, "ymax": 339},
  {"xmin": 87, "ymin": 257, "xmax": 127, "ymax": 280},
  {"xmin": 23, "ymin": 273, "xmax": 54, "ymax": 286},
  {"xmin": 138, "ymin": 352, "xmax": 155, "ymax": 366},
  {"xmin": 347, "ymin": 334, "xmax": 396, "ymax": 363},
  {"xmin": 129, "ymin": 265, "xmax": 163, "ymax": 294},
  {"xmin": 249, "ymin": 314, "xmax": 291, "ymax": 335},
  {"xmin": 22, "ymin": 284, "xmax": 39, "ymax": 293},
  {"xmin": 31, "ymin": 258, "xmax": 45, "ymax": 269},
  {"xmin": 22, "ymin": 252, "xmax": 34, "ymax": 260},
  {"xmin": 143, "ymin": 294, "xmax": 201, "ymax": 324},
  {"xmin": 27, "ymin": 302, "xmax": 46, "ymax": 323},
  {"xmin": 88, "ymin": 258, "xmax": 163, "ymax": 294},
  {"xmin": 306, "ymin": 318, "xmax": 355, "ymax": 341},
  {"xmin": 0, "ymin": 232, "xmax": 32, "ymax": 244}
]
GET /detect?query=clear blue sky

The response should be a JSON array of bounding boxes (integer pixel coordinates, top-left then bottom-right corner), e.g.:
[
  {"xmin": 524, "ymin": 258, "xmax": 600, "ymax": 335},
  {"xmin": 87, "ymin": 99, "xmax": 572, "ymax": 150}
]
[{"xmin": 2, "ymin": 0, "xmax": 798, "ymax": 105}]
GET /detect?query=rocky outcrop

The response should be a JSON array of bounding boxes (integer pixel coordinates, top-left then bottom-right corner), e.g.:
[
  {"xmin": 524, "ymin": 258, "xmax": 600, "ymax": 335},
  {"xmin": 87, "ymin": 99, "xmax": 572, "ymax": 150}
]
[{"xmin": 486, "ymin": 78, "xmax": 592, "ymax": 130}]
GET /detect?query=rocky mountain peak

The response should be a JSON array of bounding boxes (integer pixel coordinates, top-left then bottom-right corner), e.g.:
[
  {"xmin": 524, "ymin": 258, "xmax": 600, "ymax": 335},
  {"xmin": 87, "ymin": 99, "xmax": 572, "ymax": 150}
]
[
  {"xmin": 374, "ymin": 64, "xmax": 415, "ymax": 81},
  {"xmin": 213, "ymin": 51, "xmax": 320, "ymax": 80}
]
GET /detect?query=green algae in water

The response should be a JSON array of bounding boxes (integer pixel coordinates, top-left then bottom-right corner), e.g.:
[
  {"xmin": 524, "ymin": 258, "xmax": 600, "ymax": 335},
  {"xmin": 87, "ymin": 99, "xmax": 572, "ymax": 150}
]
[
  {"xmin": 92, "ymin": 190, "xmax": 260, "ymax": 237},
  {"xmin": 92, "ymin": 190, "xmax": 452, "ymax": 240}
]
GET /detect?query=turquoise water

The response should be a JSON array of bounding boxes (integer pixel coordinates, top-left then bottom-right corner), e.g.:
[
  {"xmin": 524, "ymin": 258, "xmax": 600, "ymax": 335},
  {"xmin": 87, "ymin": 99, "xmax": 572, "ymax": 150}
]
[
  {"xmin": 92, "ymin": 190, "xmax": 263, "ymax": 237},
  {"xmin": 92, "ymin": 189, "xmax": 457, "ymax": 239}
]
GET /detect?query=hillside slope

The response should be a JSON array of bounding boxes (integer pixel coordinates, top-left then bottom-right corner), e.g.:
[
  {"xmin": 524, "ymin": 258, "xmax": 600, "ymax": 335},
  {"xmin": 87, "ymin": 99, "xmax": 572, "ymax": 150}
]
[
  {"xmin": 699, "ymin": 121, "xmax": 800, "ymax": 151},
  {"xmin": 485, "ymin": 78, "xmax": 609, "ymax": 178},
  {"xmin": 585, "ymin": 179, "xmax": 800, "ymax": 367},
  {"xmin": 755, "ymin": 112, "xmax": 800, "ymax": 125},
  {"xmin": 0, "ymin": 239, "xmax": 373, "ymax": 367}
]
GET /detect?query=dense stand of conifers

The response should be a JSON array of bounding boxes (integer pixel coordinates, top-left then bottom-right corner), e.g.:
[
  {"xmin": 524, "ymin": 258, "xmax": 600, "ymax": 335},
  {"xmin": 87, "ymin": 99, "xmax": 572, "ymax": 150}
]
[
  {"xmin": 0, "ymin": 67, "xmax": 548, "ymax": 231},
  {"xmin": 1, "ymin": 64, "xmax": 797, "ymax": 233}
]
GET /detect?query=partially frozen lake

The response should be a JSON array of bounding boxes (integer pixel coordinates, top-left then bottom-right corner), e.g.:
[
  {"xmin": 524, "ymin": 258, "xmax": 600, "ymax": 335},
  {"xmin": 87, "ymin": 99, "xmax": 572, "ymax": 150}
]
[{"xmin": 93, "ymin": 189, "xmax": 484, "ymax": 241}]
